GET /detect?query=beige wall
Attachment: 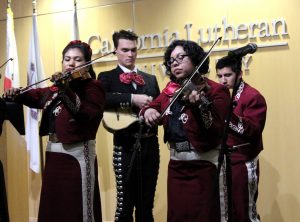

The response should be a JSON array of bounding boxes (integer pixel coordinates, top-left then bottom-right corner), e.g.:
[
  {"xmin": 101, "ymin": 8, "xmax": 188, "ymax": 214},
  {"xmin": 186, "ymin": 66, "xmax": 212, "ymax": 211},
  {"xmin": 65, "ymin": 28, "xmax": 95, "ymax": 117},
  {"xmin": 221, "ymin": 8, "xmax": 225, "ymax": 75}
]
[{"xmin": 0, "ymin": 0, "xmax": 299, "ymax": 221}]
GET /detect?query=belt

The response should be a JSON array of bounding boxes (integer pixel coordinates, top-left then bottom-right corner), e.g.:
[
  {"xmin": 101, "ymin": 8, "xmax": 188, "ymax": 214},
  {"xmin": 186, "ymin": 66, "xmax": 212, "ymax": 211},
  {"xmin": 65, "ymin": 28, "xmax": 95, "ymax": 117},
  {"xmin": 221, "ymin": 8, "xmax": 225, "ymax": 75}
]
[
  {"xmin": 132, "ymin": 132, "xmax": 155, "ymax": 139},
  {"xmin": 49, "ymin": 133, "xmax": 60, "ymax": 143},
  {"xmin": 169, "ymin": 141, "xmax": 193, "ymax": 152},
  {"xmin": 170, "ymin": 143, "xmax": 220, "ymax": 163}
]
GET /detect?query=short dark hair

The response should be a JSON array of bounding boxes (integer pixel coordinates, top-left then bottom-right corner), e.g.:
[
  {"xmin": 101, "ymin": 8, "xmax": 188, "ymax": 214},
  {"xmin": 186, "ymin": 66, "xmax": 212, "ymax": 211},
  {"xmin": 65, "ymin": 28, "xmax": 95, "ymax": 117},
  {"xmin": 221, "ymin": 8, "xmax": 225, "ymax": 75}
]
[
  {"xmin": 62, "ymin": 40, "xmax": 96, "ymax": 79},
  {"xmin": 163, "ymin": 40, "xmax": 209, "ymax": 79},
  {"xmin": 215, "ymin": 56, "xmax": 242, "ymax": 74},
  {"xmin": 112, "ymin": 30, "xmax": 138, "ymax": 48}
]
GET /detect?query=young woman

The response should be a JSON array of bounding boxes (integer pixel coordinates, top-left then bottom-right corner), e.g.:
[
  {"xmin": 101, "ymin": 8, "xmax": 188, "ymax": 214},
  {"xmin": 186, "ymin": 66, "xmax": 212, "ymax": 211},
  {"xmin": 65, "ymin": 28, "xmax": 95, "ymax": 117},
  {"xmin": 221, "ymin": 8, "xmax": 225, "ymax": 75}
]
[
  {"xmin": 141, "ymin": 40, "xmax": 230, "ymax": 222},
  {"xmin": 4, "ymin": 40, "xmax": 105, "ymax": 222}
]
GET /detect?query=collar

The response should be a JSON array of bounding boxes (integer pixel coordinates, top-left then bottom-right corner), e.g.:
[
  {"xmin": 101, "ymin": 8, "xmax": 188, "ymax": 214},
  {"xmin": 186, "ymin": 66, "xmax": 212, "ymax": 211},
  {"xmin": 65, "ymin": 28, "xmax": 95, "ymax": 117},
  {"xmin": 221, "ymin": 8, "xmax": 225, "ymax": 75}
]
[
  {"xmin": 118, "ymin": 64, "xmax": 138, "ymax": 74},
  {"xmin": 234, "ymin": 79, "xmax": 245, "ymax": 102}
]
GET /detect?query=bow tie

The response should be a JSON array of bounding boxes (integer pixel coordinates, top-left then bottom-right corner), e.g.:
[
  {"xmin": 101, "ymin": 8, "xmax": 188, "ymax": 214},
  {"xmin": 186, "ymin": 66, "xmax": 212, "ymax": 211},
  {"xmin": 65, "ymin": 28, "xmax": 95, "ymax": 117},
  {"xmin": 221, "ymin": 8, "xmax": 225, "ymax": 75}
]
[
  {"xmin": 119, "ymin": 72, "xmax": 145, "ymax": 86},
  {"xmin": 162, "ymin": 81, "xmax": 181, "ymax": 97}
]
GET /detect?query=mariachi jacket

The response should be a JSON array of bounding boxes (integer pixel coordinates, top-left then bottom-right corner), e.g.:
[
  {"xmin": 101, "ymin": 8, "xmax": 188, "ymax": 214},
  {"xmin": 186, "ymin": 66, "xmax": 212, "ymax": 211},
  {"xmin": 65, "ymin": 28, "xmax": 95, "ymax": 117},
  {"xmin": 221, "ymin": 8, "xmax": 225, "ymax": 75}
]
[
  {"xmin": 228, "ymin": 80, "xmax": 267, "ymax": 161},
  {"xmin": 15, "ymin": 79, "xmax": 105, "ymax": 144},
  {"xmin": 98, "ymin": 66, "xmax": 160, "ymax": 135},
  {"xmin": 141, "ymin": 78, "xmax": 231, "ymax": 152}
]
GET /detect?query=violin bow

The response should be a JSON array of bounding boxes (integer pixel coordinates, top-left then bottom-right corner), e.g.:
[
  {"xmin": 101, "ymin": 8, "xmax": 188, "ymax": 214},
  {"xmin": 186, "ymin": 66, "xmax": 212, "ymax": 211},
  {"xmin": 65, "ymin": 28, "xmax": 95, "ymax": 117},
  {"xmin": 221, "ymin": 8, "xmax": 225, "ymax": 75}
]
[{"xmin": 19, "ymin": 51, "xmax": 114, "ymax": 94}]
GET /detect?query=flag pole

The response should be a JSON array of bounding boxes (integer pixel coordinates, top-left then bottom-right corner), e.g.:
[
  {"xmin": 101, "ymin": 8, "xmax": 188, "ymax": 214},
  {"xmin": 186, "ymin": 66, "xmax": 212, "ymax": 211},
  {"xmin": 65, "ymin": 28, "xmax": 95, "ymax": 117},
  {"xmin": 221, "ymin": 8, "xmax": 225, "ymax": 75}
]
[
  {"xmin": 33, "ymin": 0, "xmax": 36, "ymax": 14},
  {"xmin": 32, "ymin": 0, "xmax": 44, "ymax": 177},
  {"xmin": 5, "ymin": 0, "xmax": 20, "ymax": 90},
  {"xmin": 35, "ymin": 0, "xmax": 44, "ymax": 176},
  {"xmin": 72, "ymin": 0, "xmax": 79, "ymax": 40}
]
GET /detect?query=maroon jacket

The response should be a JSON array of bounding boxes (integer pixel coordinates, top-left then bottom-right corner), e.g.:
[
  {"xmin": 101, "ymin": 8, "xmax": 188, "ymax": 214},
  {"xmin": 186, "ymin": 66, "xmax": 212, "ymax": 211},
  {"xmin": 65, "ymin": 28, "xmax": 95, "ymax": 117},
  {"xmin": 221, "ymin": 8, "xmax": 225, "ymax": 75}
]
[
  {"xmin": 141, "ymin": 78, "xmax": 231, "ymax": 152},
  {"xmin": 15, "ymin": 79, "xmax": 105, "ymax": 144},
  {"xmin": 228, "ymin": 80, "xmax": 267, "ymax": 161}
]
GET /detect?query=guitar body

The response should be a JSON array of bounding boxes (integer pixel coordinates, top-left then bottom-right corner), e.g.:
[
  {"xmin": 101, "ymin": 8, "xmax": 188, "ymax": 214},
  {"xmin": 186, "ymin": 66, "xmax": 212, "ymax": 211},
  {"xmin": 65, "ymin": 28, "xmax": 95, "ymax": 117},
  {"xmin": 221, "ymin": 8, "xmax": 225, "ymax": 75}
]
[{"xmin": 102, "ymin": 110, "xmax": 139, "ymax": 133}]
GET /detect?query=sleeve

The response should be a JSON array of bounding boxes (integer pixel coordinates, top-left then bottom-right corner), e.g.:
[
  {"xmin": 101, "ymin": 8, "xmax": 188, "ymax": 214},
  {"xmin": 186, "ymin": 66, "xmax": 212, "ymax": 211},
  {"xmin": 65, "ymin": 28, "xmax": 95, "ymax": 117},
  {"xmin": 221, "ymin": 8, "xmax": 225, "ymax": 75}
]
[
  {"xmin": 191, "ymin": 83, "xmax": 231, "ymax": 137},
  {"xmin": 139, "ymin": 92, "xmax": 164, "ymax": 117},
  {"xmin": 205, "ymin": 84, "xmax": 230, "ymax": 133},
  {"xmin": 229, "ymin": 93, "xmax": 267, "ymax": 140},
  {"xmin": 14, "ymin": 87, "xmax": 52, "ymax": 109},
  {"xmin": 98, "ymin": 71, "xmax": 132, "ymax": 109}
]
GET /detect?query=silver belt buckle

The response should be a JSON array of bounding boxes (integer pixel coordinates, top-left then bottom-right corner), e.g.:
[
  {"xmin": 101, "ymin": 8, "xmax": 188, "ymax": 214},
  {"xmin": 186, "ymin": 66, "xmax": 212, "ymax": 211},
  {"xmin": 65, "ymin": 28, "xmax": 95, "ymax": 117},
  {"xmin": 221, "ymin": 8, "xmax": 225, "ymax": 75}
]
[{"xmin": 175, "ymin": 141, "xmax": 191, "ymax": 152}]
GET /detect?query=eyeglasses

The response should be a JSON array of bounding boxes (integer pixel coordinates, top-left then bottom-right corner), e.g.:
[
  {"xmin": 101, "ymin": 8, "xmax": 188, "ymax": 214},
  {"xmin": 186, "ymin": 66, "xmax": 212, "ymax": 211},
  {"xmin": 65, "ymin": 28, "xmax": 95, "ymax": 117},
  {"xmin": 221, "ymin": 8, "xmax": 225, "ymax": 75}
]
[{"xmin": 167, "ymin": 54, "xmax": 189, "ymax": 67}]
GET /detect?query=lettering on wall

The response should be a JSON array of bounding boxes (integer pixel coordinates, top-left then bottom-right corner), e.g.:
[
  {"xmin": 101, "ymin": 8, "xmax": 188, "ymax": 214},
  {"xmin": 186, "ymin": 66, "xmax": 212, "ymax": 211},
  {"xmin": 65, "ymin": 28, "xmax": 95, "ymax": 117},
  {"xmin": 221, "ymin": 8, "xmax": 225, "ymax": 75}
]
[{"xmin": 89, "ymin": 17, "xmax": 288, "ymax": 75}]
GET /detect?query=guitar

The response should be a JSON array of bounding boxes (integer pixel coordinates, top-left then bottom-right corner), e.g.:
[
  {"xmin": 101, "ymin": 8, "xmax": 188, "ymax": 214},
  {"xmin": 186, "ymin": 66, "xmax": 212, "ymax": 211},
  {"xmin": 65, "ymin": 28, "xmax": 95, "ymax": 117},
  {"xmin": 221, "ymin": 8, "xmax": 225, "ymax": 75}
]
[{"xmin": 102, "ymin": 109, "xmax": 139, "ymax": 133}]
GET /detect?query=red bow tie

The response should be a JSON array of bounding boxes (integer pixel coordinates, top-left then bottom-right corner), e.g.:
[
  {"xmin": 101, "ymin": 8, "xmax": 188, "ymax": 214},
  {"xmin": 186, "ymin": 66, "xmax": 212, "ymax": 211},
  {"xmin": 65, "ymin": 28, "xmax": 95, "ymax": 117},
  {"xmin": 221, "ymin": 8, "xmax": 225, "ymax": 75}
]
[
  {"xmin": 162, "ymin": 81, "xmax": 181, "ymax": 97},
  {"xmin": 119, "ymin": 72, "xmax": 145, "ymax": 86}
]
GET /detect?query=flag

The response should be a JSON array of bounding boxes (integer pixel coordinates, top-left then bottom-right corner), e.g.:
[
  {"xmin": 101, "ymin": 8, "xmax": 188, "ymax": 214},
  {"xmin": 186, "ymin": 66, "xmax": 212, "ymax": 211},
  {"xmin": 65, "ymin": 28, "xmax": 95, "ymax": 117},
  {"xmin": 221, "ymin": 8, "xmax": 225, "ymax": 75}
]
[
  {"xmin": 71, "ymin": 0, "xmax": 79, "ymax": 40},
  {"xmin": 4, "ymin": 6, "xmax": 20, "ymax": 90},
  {"xmin": 26, "ymin": 8, "xmax": 46, "ymax": 173}
]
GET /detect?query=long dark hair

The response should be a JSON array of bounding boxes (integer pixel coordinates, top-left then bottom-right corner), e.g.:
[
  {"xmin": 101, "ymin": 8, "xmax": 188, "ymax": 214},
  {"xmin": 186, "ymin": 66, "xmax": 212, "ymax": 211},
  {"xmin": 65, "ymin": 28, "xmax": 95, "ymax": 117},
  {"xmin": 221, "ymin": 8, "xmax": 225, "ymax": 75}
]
[{"xmin": 62, "ymin": 40, "xmax": 96, "ymax": 79}]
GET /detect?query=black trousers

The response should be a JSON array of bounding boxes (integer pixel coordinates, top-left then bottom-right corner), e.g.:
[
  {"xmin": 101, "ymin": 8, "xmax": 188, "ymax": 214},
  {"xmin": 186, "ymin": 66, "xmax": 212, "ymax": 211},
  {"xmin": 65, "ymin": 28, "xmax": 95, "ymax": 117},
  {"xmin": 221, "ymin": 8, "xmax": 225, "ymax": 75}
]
[
  {"xmin": 113, "ymin": 134, "xmax": 160, "ymax": 222},
  {"xmin": 0, "ymin": 161, "xmax": 9, "ymax": 222}
]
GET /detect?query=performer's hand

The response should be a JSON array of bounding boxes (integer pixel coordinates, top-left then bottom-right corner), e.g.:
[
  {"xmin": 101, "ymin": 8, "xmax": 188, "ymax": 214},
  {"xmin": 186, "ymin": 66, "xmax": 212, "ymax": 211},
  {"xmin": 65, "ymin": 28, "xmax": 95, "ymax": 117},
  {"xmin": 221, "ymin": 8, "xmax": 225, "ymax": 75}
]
[
  {"xmin": 3, "ymin": 87, "xmax": 21, "ymax": 100},
  {"xmin": 50, "ymin": 72, "xmax": 64, "ymax": 83},
  {"xmin": 132, "ymin": 94, "xmax": 153, "ymax": 109},
  {"xmin": 50, "ymin": 72, "xmax": 69, "ymax": 91},
  {"xmin": 188, "ymin": 90, "xmax": 212, "ymax": 111},
  {"xmin": 143, "ymin": 108, "xmax": 161, "ymax": 127},
  {"xmin": 187, "ymin": 90, "xmax": 202, "ymax": 104}
]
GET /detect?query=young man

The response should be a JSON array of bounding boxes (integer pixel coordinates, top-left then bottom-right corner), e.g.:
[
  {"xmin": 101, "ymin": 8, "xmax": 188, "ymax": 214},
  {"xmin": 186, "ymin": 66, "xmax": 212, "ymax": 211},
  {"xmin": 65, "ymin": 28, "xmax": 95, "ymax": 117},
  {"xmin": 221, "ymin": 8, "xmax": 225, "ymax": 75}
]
[
  {"xmin": 216, "ymin": 55, "xmax": 267, "ymax": 222},
  {"xmin": 98, "ymin": 30, "xmax": 160, "ymax": 222}
]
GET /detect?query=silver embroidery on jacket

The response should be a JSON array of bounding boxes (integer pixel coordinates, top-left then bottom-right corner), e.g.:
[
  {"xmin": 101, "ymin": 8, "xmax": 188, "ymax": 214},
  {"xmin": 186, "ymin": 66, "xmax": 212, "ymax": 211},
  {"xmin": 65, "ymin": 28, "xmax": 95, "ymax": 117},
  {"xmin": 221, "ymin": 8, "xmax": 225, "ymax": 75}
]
[
  {"xmin": 53, "ymin": 105, "xmax": 62, "ymax": 116},
  {"xmin": 59, "ymin": 93, "xmax": 81, "ymax": 114},
  {"xmin": 179, "ymin": 113, "xmax": 188, "ymax": 124},
  {"xmin": 200, "ymin": 109, "xmax": 213, "ymax": 129},
  {"xmin": 229, "ymin": 81, "xmax": 245, "ymax": 134}
]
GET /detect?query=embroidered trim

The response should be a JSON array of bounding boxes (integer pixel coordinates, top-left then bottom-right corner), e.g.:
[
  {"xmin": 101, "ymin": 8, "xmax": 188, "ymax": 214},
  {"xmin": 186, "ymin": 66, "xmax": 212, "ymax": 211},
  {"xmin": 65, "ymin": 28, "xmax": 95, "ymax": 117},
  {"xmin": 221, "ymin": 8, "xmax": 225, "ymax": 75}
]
[
  {"xmin": 59, "ymin": 93, "xmax": 81, "ymax": 114},
  {"xmin": 234, "ymin": 80, "xmax": 245, "ymax": 102},
  {"xmin": 113, "ymin": 145, "xmax": 124, "ymax": 221},
  {"xmin": 247, "ymin": 158, "xmax": 259, "ymax": 221},
  {"xmin": 230, "ymin": 80, "xmax": 245, "ymax": 134},
  {"xmin": 43, "ymin": 92, "xmax": 58, "ymax": 110},
  {"xmin": 83, "ymin": 141, "xmax": 92, "ymax": 222},
  {"xmin": 229, "ymin": 116, "xmax": 244, "ymax": 134},
  {"xmin": 221, "ymin": 163, "xmax": 229, "ymax": 222},
  {"xmin": 200, "ymin": 109, "xmax": 213, "ymax": 129},
  {"xmin": 179, "ymin": 113, "xmax": 188, "ymax": 124},
  {"xmin": 52, "ymin": 105, "xmax": 62, "ymax": 116}
]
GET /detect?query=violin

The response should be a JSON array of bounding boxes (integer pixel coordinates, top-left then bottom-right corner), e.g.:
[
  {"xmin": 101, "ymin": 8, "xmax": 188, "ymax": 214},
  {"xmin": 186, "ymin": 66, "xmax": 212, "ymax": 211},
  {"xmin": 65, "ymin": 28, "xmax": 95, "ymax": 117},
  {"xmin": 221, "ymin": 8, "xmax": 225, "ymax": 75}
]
[
  {"xmin": 67, "ymin": 69, "xmax": 91, "ymax": 81},
  {"xmin": 50, "ymin": 69, "xmax": 91, "ymax": 86},
  {"xmin": 17, "ymin": 51, "xmax": 114, "ymax": 94},
  {"xmin": 181, "ymin": 74, "xmax": 210, "ymax": 101}
]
